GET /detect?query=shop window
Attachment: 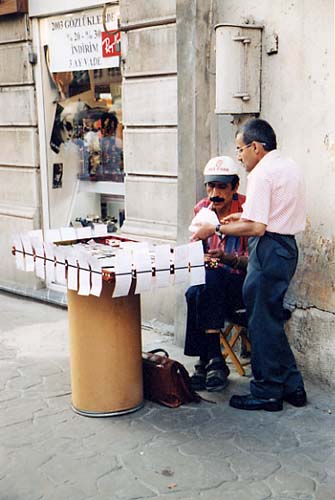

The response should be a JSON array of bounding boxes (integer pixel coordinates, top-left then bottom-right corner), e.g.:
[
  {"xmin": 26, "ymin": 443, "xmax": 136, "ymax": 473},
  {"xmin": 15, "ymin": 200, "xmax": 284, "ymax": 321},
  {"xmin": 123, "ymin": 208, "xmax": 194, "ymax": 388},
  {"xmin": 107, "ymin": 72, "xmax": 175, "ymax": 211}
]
[
  {"xmin": 49, "ymin": 68, "xmax": 124, "ymax": 183},
  {"xmin": 39, "ymin": 6, "xmax": 124, "ymax": 232}
]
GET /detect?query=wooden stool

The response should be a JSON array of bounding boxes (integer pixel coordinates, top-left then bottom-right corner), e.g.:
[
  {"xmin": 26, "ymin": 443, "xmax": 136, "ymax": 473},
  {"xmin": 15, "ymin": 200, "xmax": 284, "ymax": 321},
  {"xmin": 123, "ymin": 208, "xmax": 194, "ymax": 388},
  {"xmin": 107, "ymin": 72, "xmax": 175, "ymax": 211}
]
[{"xmin": 220, "ymin": 309, "xmax": 251, "ymax": 376}]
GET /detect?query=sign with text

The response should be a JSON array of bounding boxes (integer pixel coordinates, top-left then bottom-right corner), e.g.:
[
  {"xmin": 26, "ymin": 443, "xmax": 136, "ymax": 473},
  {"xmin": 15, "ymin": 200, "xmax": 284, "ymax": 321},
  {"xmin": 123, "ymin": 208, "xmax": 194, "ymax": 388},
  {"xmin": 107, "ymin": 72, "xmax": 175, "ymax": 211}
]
[{"xmin": 48, "ymin": 8, "xmax": 120, "ymax": 72}]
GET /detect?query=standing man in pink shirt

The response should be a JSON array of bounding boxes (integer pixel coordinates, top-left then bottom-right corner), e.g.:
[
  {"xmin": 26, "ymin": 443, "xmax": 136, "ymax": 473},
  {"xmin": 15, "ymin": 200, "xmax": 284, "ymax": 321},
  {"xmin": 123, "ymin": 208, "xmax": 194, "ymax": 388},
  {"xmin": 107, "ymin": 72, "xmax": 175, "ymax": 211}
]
[{"xmin": 192, "ymin": 118, "xmax": 307, "ymax": 411}]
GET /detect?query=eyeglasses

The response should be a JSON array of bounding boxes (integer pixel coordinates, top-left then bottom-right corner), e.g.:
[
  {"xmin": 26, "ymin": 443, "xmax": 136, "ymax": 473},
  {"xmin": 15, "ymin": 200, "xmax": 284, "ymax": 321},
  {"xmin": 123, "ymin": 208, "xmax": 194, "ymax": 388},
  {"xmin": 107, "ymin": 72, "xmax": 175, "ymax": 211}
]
[
  {"xmin": 235, "ymin": 142, "xmax": 266, "ymax": 154},
  {"xmin": 235, "ymin": 143, "xmax": 252, "ymax": 154}
]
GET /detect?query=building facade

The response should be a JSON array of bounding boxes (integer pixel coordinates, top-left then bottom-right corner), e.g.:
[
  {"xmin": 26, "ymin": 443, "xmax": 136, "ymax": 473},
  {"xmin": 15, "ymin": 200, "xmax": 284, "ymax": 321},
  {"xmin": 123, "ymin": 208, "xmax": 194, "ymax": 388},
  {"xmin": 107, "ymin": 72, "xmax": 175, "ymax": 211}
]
[{"xmin": 0, "ymin": 0, "xmax": 334, "ymax": 386}]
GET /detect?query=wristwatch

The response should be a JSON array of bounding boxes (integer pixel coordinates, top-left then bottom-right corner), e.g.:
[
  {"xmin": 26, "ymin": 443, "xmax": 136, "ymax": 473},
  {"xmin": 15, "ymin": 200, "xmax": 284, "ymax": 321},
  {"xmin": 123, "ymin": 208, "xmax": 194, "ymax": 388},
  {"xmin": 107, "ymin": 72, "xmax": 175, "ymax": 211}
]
[{"xmin": 215, "ymin": 223, "xmax": 222, "ymax": 238}]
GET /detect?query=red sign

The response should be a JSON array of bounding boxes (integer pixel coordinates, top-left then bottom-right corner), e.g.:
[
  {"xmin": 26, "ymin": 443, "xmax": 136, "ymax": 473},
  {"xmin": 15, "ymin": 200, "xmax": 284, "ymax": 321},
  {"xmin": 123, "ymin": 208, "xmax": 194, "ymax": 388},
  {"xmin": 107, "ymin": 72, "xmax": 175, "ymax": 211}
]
[{"xmin": 101, "ymin": 31, "xmax": 121, "ymax": 58}]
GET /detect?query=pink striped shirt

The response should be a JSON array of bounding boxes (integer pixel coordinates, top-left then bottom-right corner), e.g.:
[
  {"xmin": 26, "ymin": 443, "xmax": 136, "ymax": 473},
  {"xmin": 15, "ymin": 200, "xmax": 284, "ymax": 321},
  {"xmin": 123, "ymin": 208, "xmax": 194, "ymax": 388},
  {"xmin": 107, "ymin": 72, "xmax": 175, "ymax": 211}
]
[{"xmin": 241, "ymin": 150, "xmax": 306, "ymax": 235}]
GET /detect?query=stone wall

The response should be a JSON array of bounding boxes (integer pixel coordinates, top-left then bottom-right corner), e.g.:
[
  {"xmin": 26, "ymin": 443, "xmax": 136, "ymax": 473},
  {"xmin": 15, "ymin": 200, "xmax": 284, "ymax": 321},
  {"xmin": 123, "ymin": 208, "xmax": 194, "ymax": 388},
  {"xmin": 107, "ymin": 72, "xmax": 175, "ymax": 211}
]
[
  {"xmin": 0, "ymin": 14, "xmax": 40, "ymax": 289},
  {"xmin": 120, "ymin": 0, "xmax": 178, "ymax": 327},
  {"xmin": 213, "ymin": 0, "xmax": 335, "ymax": 386}
]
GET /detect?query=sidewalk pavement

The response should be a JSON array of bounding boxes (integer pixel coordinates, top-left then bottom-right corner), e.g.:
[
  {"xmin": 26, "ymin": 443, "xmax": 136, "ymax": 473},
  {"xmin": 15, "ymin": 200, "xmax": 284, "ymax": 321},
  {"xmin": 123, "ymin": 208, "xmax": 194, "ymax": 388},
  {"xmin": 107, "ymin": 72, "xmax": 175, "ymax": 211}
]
[{"xmin": 1, "ymin": 291, "xmax": 335, "ymax": 500}]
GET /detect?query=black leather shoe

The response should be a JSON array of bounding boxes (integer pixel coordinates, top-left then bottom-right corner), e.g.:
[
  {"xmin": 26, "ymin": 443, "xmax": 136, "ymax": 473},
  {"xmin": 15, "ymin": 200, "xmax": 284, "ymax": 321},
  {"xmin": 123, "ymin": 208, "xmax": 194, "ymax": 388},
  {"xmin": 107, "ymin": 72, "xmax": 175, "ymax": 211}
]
[
  {"xmin": 229, "ymin": 393, "xmax": 283, "ymax": 412},
  {"xmin": 284, "ymin": 387, "xmax": 307, "ymax": 407},
  {"xmin": 205, "ymin": 358, "xmax": 230, "ymax": 392},
  {"xmin": 190, "ymin": 361, "xmax": 207, "ymax": 391}
]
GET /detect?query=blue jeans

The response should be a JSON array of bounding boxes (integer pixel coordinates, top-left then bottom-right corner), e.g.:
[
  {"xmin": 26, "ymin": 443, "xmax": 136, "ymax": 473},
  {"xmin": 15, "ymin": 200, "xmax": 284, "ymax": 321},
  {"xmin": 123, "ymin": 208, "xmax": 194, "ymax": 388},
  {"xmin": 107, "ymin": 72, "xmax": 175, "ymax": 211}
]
[{"xmin": 243, "ymin": 233, "xmax": 304, "ymax": 399}]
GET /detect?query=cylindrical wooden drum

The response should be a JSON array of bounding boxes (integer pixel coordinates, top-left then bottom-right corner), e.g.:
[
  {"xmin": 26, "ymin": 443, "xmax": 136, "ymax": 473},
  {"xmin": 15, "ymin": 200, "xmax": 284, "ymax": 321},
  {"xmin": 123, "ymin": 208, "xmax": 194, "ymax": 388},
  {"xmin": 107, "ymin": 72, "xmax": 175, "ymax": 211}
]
[{"xmin": 67, "ymin": 282, "xmax": 143, "ymax": 417}]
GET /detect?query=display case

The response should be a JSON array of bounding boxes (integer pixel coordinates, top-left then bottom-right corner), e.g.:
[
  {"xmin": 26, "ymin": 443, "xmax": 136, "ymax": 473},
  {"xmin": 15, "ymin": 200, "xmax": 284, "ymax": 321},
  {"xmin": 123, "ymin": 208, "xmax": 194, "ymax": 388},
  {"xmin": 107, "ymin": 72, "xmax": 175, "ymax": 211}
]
[{"xmin": 37, "ymin": 6, "xmax": 124, "ymax": 234}]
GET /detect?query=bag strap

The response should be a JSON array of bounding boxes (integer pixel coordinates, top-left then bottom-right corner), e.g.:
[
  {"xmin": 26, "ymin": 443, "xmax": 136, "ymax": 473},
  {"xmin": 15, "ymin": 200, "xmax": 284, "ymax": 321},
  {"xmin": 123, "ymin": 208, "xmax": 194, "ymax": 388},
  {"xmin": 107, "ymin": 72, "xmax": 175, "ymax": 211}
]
[{"xmin": 146, "ymin": 348, "xmax": 169, "ymax": 357}]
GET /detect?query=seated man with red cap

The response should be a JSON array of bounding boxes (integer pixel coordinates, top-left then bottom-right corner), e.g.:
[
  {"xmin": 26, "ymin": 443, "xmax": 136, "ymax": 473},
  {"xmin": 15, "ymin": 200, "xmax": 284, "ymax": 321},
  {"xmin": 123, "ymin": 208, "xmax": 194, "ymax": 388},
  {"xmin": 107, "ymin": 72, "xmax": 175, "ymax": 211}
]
[{"xmin": 185, "ymin": 156, "xmax": 248, "ymax": 392}]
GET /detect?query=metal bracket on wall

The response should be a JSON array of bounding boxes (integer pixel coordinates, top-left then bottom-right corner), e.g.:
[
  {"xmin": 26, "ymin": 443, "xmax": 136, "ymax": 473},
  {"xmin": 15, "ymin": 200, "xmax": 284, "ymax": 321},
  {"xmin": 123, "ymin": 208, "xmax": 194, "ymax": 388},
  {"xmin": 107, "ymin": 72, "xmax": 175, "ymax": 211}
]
[
  {"xmin": 29, "ymin": 52, "xmax": 38, "ymax": 65},
  {"xmin": 232, "ymin": 35, "xmax": 251, "ymax": 102}
]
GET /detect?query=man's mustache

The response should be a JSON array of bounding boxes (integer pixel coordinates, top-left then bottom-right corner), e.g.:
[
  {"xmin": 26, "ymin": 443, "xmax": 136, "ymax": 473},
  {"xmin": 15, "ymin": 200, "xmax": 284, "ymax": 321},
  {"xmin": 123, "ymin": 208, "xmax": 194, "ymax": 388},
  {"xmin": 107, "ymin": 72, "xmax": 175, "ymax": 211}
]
[{"xmin": 210, "ymin": 196, "xmax": 225, "ymax": 203}]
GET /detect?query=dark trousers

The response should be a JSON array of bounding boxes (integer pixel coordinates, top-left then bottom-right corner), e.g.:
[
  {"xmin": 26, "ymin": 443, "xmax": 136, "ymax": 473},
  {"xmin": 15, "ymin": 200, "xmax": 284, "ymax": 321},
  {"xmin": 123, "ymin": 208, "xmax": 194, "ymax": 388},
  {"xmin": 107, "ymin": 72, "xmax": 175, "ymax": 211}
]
[
  {"xmin": 243, "ymin": 233, "xmax": 304, "ymax": 399},
  {"xmin": 184, "ymin": 268, "xmax": 245, "ymax": 358}
]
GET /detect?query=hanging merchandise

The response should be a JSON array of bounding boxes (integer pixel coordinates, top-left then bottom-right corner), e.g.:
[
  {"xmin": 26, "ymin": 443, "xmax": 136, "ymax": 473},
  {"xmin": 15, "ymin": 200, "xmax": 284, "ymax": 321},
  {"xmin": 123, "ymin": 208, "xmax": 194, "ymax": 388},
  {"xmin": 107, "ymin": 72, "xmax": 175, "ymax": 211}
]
[{"xmin": 12, "ymin": 230, "xmax": 206, "ymax": 299}]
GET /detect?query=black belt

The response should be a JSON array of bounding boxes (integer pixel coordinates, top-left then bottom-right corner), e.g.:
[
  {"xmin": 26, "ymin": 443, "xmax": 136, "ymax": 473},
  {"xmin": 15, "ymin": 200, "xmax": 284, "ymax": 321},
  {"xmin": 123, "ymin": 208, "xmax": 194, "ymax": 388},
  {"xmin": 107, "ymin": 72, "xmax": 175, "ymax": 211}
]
[{"xmin": 265, "ymin": 231, "xmax": 295, "ymax": 239}]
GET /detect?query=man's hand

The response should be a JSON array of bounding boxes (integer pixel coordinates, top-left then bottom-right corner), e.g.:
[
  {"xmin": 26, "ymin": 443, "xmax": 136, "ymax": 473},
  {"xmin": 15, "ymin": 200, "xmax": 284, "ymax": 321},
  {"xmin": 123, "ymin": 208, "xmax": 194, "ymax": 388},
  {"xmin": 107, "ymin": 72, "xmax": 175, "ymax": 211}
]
[
  {"xmin": 207, "ymin": 248, "xmax": 223, "ymax": 259},
  {"xmin": 222, "ymin": 212, "xmax": 242, "ymax": 224},
  {"xmin": 208, "ymin": 249, "xmax": 236, "ymax": 266},
  {"xmin": 190, "ymin": 222, "xmax": 215, "ymax": 241},
  {"xmin": 207, "ymin": 249, "xmax": 248, "ymax": 270}
]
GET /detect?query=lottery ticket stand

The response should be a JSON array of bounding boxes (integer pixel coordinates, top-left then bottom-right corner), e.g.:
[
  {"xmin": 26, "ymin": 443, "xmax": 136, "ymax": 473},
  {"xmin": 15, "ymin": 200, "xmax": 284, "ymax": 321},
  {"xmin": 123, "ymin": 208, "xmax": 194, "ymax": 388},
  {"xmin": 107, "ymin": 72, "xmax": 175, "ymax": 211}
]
[
  {"xmin": 68, "ymin": 283, "xmax": 143, "ymax": 416},
  {"xmin": 12, "ymin": 227, "xmax": 205, "ymax": 417}
]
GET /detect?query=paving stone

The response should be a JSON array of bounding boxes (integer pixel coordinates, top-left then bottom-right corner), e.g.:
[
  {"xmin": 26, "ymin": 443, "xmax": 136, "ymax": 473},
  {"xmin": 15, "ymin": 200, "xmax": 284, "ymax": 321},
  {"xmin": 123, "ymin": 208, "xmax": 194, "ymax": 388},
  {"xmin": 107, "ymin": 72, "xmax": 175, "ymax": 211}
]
[
  {"xmin": 83, "ymin": 420, "xmax": 155, "ymax": 456},
  {"xmin": 0, "ymin": 361, "xmax": 19, "ymax": 388},
  {"xmin": 151, "ymin": 492, "xmax": 200, "ymax": 500},
  {"xmin": 197, "ymin": 407, "xmax": 246, "ymax": 438},
  {"xmin": 179, "ymin": 436, "xmax": 238, "ymax": 458},
  {"xmin": 0, "ymin": 344, "xmax": 17, "ymax": 361},
  {"xmin": 143, "ymin": 405, "xmax": 213, "ymax": 431},
  {"xmin": 232, "ymin": 427, "xmax": 299, "ymax": 453},
  {"xmin": 152, "ymin": 430, "xmax": 197, "ymax": 448},
  {"xmin": 6, "ymin": 372, "xmax": 43, "ymax": 391},
  {"xmin": 271, "ymin": 496, "xmax": 314, "ymax": 500},
  {"xmin": 37, "ymin": 393, "xmax": 72, "ymax": 414},
  {"xmin": 315, "ymin": 485, "xmax": 335, "ymax": 500},
  {"xmin": 322, "ymin": 451, "xmax": 335, "ymax": 479},
  {"xmin": 279, "ymin": 451, "xmax": 328, "ymax": 483},
  {"xmin": 41, "ymin": 485, "xmax": 88, "ymax": 500},
  {"xmin": 1, "ymin": 397, "xmax": 47, "ymax": 427},
  {"xmin": 291, "ymin": 439, "xmax": 335, "ymax": 464},
  {"xmin": 266, "ymin": 468, "xmax": 316, "ymax": 496},
  {"xmin": 2, "ymin": 321, "xmax": 70, "ymax": 359},
  {"xmin": 40, "ymin": 455, "xmax": 118, "ymax": 497},
  {"xmin": 199, "ymin": 480, "xmax": 272, "ymax": 500},
  {"xmin": 0, "ymin": 448, "xmax": 57, "ymax": 500},
  {"xmin": 0, "ymin": 418, "xmax": 52, "ymax": 448},
  {"xmin": 0, "ymin": 446, "xmax": 14, "ymax": 480},
  {"xmin": 1, "ymin": 292, "xmax": 335, "ymax": 500},
  {"xmin": 36, "ymin": 410, "xmax": 104, "ymax": 440},
  {"xmin": 121, "ymin": 444, "xmax": 236, "ymax": 493},
  {"xmin": 97, "ymin": 468, "xmax": 157, "ymax": 499},
  {"xmin": 34, "ymin": 435, "xmax": 100, "ymax": 460},
  {"xmin": 228, "ymin": 451, "xmax": 281, "ymax": 481},
  {"xmin": 0, "ymin": 389, "xmax": 21, "ymax": 404},
  {"xmin": 0, "ymin": 475, "xmax": 53, "ymax": 500}
]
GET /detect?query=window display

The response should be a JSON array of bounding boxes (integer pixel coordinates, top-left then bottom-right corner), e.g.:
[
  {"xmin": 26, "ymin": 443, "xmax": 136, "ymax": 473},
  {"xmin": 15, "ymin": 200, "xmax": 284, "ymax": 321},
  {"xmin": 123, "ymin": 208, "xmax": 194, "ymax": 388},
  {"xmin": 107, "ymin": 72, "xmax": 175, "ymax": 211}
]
[
  {"xmin": 49, "ymin": 68, "xmax": 123, "ymax": 183},
  {"xmin": 39, "ymin": 6, "xmax": 124, "ymax": 233}
]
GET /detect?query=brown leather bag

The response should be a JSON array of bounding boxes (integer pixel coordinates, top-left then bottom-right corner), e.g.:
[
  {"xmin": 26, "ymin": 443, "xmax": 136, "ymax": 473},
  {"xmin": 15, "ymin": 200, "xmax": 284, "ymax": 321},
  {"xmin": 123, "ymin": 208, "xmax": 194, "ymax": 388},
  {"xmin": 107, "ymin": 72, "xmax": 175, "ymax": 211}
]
[{"xmin": 142, "ymin": 349, "xmax": 202, "ymax": 408}]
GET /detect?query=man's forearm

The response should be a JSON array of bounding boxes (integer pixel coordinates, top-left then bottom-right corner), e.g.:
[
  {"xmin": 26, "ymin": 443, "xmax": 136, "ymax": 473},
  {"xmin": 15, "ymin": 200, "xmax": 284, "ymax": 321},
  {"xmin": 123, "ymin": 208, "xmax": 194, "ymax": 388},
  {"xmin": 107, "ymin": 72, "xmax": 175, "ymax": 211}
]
[
  {"xmin": 220, "ymin": 220, "xmax": 266, "ymax": 237},
  {"xmin": 191, "ymin": 219, "xmax": 266, "ymax": 241}
]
